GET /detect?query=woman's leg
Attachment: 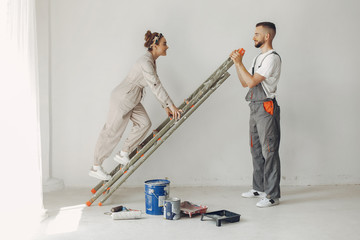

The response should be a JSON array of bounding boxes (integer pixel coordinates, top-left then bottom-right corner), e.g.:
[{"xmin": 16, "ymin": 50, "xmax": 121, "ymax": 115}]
[
  {"xmin": 93, "ymin": 100, "xmax": 132, "ymax": 166},
  {"xmin": 122, "ymin": 103, "xmax": 151, "ymax": 153}
]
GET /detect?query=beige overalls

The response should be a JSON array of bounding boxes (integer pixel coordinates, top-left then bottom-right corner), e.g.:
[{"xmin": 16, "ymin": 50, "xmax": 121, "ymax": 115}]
[{"xmin": 94, "ymin": 51, "xmax": 174, "ymax": 166}]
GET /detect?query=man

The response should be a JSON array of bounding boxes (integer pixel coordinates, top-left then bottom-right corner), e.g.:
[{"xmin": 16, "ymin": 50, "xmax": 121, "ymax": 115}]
[{"xmin": 230, "ymin": 22, "xmax": 282, "ymax": 208}]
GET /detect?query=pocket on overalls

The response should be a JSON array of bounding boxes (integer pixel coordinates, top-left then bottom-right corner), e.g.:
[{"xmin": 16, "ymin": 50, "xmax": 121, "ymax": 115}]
[
  {"xmin": 263, "ymin": 100, "xmax": 274, "ymax": 115},
  {"xmin": 266, "ymin": 135, "xmax": 279, "ymax": 152}
]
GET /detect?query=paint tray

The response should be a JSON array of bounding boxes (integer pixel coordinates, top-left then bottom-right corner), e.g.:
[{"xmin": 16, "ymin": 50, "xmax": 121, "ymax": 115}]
[
  {"xmin": 201, "ymin": 210, "xmax": 240, "ymax": 227},
  {"xmin": 180, "ymin": 201, "xmax": 208, "ymax": 218}
]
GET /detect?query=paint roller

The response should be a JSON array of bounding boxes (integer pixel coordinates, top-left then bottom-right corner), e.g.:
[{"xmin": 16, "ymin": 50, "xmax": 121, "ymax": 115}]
[{"xmin": 111, "ymin": 210, "xmax": 142, "ymax": 220}]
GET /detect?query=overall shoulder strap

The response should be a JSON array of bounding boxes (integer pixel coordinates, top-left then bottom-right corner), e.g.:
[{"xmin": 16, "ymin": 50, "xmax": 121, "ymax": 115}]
[
  {"xmin": 258, "ymin": 51, "xmax": 282, "ymax": 68},
  {"xmin": 252, "ymin": 53, "xmax": 262, "ymax": 75}
]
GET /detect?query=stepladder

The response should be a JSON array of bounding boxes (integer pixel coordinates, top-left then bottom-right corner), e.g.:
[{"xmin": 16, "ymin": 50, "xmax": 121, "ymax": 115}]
[{"xmin": 86, "ymin": 48, "xmax": 245, "ymax": 207}]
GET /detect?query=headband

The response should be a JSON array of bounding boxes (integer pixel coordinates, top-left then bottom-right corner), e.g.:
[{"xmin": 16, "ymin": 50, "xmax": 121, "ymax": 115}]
[{"xmin": 149, "ymin": 33, "xmax": 163, "ymax": 50}]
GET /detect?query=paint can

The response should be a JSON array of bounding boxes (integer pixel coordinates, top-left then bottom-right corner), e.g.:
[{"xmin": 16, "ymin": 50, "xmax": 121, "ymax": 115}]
[
  {"xmin": 164, "ymin": 197, "xmax": 181, "ymax": 220},
  {"xmin": 144, "ymin": 179, "xmax": 170, "ymax": 215}
]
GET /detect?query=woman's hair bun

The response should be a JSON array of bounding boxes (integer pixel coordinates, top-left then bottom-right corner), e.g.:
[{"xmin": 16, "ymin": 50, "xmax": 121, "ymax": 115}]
[
  {"xmin": 145, "ymin": 30, "xmax": 152, "ymax": 42},
  {"xmin": 144, "ymin": 30, "xmax": 153, "ymax": 48}
]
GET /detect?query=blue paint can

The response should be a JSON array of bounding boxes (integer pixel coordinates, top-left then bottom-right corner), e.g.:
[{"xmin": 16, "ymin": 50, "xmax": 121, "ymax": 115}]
[
  {"xmin": 164, "ymin": 197, "xmax": 181, "ymax": 220},
  {"xmin": 144, "ymin": 179, "xmax": 170, "ymax": 215}
]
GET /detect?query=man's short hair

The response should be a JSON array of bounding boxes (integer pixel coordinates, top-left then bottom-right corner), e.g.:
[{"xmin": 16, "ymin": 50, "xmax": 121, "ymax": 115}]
[{"xmin": 256, "ymin": 22, "xmax": 276, "ymax": 35}]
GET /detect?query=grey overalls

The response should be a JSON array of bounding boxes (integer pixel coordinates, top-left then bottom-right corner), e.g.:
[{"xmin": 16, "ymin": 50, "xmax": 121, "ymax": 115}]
[
  {"xmin": 246, "ymin": 52, "xmax": 281, "ymax": 199},
  {"xmin": 94, "ymin": 51, "xmax": 174, "ymax": 166}
]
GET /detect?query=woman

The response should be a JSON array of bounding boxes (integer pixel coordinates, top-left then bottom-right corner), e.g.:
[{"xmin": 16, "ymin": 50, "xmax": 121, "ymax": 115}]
[{"xmin": 89, "ymin": 31, "xmax": 182, "ymax": 180}]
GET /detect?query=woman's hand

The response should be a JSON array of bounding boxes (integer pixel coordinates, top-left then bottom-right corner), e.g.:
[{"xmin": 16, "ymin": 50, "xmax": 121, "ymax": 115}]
[
  {"xmin": 165, "ymin": 107, "xmax": 172, "ymax": 118},
  {"xmin": 167, "ymin": 105, "xmax": 183, "ymax": 120}
]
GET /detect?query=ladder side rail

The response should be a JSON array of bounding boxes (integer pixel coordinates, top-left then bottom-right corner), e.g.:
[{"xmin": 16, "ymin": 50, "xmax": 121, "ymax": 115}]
[
  {"xmin": 191, "ymin": 58, "xmax": 233, "ymax": 102},
  {"xmin": 99, "ymin": 72, "xmax": 231, "ymax": 204},
  {"xmin": 88, "ymin": 71, "xmax": 231, "ymax": 205},
  {"xmin": 91, "ymin": 60, "xmax": 231, "ymax": 193},
  {"xmin": 186, "ymin": 58, "xmax": 232, "ymax": 101},
  {"xmin": 91, "ymin": 57, "xmax": 234, "ymax": 194}
]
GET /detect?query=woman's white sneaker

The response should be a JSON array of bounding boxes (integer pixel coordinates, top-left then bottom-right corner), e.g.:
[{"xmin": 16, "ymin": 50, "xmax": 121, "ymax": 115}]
[
  {"xmin": 241, "ymin": 189, "xmax": 267, "ymax": 198},
  {"xmin": 256, "ymin": 198, "xmax": 279, "ymax": 208},
  {"xmin": 89, "ymin": 166, "xmax": 111, "ymax": 181},
  {"xmin": 114, "ymin": 151, "xmax": 130, "ymax": 165}
]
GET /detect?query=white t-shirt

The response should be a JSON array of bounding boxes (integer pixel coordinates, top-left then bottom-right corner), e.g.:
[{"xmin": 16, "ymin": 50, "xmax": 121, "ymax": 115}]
[{"xmin": 251, "ymin": 50, "xmax": 281, "ymax": 99}]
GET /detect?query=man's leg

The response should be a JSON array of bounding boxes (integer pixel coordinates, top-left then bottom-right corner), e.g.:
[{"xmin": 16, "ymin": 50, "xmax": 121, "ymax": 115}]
[
  {"xmin": 249, "ymin": 105, "xmax": 266, "ymax": 192},
  {"xmin": 257, "ymin": 101, "xmax": 281, "ymax": 199}
]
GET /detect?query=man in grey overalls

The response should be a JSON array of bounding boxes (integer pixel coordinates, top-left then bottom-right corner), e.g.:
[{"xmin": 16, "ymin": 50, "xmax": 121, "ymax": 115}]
[{"xmin": 230, "ymin": 22, "xmax": 282, "ymax": 207}]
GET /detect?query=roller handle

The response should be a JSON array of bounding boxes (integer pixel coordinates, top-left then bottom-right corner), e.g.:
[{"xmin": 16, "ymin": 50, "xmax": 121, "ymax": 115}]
[{"xmin": 111, "ymin": 205, "xmax": 123, "ymax": 212}]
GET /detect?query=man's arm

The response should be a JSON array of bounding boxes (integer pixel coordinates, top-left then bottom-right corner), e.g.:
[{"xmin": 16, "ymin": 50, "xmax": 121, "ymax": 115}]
[
  {"xmin": 234, "ymin": 63, "xmax": 248, "ymax": 87},
  {"xmin": 230, "ymin": 50, "xmax": 265, "ymax": 88},
  {"xmin": 235, "ymin": 63, "xmax": 265, "ymax": 88}
]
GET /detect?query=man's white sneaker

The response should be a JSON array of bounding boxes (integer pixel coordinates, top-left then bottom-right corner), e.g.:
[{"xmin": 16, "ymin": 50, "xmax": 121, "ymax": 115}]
[
  {"xmin": 114, "ymin": 151, "xmax": 130, "ymax": 165},
  {"xmin": 242, "ymin": 189, "xmax": 267, "ymax": 198},
  {"xmin": 256, "ymin": 198, "xmax": 279, "ymax": 208},
  {"xmin": 89, "ymin": 166, "xmax": 111, "ymax": 181}
]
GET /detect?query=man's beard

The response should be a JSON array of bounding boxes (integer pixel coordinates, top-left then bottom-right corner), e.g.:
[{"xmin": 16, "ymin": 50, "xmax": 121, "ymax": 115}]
[{"xmin": 255, "ymin": 40, "xmax": 264, "ymax": 48}]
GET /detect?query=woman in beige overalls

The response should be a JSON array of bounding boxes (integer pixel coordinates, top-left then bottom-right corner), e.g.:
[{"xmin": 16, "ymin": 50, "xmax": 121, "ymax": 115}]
[{"xmin": 89, "ymin": 31, "xmax": 182, "ymax": 180}]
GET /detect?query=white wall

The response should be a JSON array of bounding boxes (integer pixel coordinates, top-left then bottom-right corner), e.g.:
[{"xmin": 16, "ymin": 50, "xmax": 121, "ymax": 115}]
[
  {"xmin": 36, "ymin": 0, "xmax": 65, "ymax": 192},
  {"xmin": 40, "ymin": 0, "xmax": 360, "ymax": 187},
  {"xmin": 36, "ymin": 0, "xmax": 51, "ymax": 183}
]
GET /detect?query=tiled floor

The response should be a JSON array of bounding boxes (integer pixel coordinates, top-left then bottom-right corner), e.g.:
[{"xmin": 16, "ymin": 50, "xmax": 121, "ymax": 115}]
[{"xmin": 31, "ymin": 185, "xmax": 360, "ymax": 240}]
